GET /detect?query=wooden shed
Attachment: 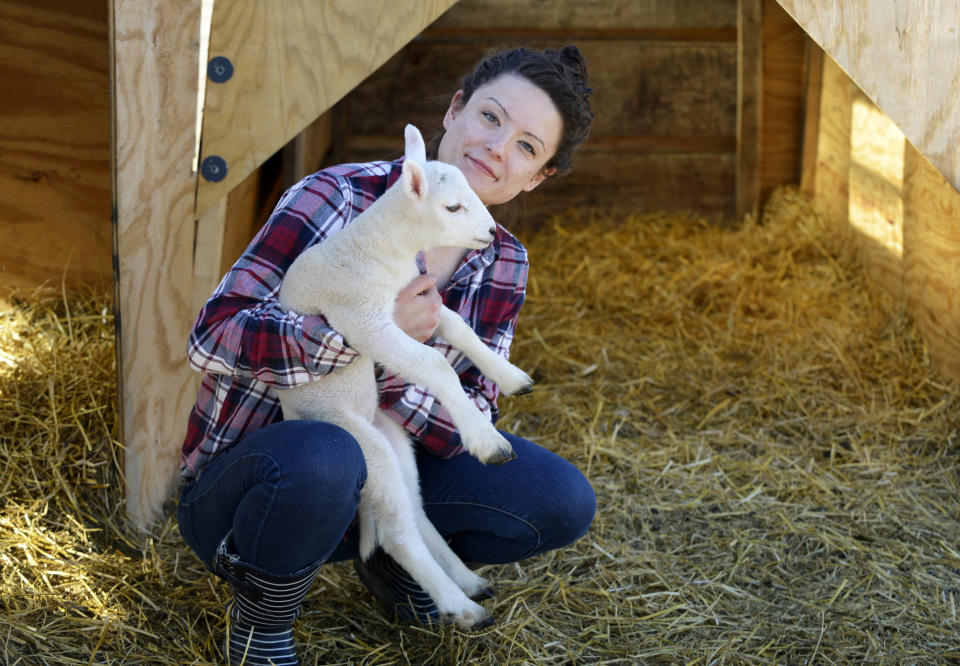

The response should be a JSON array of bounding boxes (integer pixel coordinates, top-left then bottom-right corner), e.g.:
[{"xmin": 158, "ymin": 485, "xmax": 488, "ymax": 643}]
[{"xmin": 1, "ymin": 0, "xmax": 958, "ymax": 526}]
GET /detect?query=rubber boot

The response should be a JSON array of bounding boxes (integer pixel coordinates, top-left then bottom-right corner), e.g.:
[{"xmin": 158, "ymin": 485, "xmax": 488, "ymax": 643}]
[
  {"xmin": 353, "ymin": 547, "xmax": 440, "ymax": 625},
  {"xmin": 213, "ymin": 532, "xmax": 320, "ymax": 665}
]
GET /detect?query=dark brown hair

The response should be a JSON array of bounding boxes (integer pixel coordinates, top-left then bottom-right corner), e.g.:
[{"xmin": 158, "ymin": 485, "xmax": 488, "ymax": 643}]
[{"xmin": 428, "ymin": 45, "xmax": 595, "ymax": 177}]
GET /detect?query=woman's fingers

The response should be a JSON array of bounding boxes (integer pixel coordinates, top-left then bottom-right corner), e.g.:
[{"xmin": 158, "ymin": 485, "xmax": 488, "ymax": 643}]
[{"xmin": 394, "ymin": 274, "xmax": 442, "ymax": 342}]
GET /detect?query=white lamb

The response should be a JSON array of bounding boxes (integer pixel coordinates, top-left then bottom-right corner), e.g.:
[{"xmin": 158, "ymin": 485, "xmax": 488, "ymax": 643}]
[{"xmin": 276, "ymin": 124, "xmax": 533, "ymax": 629}]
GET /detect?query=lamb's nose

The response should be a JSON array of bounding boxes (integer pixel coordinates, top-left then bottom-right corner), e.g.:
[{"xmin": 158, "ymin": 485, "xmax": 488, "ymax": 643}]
[{"xmin": 488, "ymin": 226, "xmax": 497, "ymax": 236}]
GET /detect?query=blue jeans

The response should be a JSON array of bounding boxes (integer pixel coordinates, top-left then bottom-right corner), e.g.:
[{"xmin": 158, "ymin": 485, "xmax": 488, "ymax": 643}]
[{"xmin": 177, "ymin": 420, "xmax": 596, "ymax": 575}]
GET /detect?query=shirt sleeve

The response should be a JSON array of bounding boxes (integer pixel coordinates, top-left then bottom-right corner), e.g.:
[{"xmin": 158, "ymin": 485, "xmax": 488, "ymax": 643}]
[
  {"xmin": 377, "ymin": 256, "xmax": 529, "ymax": 458},
  {"xmin": 186, "ymin": 172, "xmax": 361, "ymax": 388}
]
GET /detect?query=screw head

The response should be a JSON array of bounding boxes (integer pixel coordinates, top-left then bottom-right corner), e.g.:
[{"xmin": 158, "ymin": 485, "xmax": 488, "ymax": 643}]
[
  {"xmin": 200, "ymin": 155, "xmax": 228, "ymax": 183},
  {"xmin": 207, "ymin": 56, "xmax": 234, "ymax": 83}
]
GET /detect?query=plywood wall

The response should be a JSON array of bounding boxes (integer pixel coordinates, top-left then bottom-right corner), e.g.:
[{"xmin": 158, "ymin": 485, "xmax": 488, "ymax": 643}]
[
  {"xmin": 776, "ymin": 0, "xmax": 960, "ymax": 194},
  {"xmin": 112, "ymin": 0, "xmax": 466, "ymax": 524},
  {"xmin": 0, "ymin": 0, "xmax": 111, "ymax": 296},
  {"xmin": 327, "ymin": 0, "xmax": 743, "ymax": 223},
  {"xmin": 808, "ymin": 53, "xmax": 960, "ymax": 382},
  {"xmin": 195, "ymin": 0, "xmax": 458, "ymax": 219},
  {"xmin": 322, "ymin": 0, "xmax": 807, "ymax": 226}
]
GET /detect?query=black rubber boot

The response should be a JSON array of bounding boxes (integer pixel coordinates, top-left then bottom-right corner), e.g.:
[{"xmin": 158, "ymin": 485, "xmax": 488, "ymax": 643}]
[
  {"xmin": 213, "ymin": 533, "xmax": 320, "ymax": 665},
  {"xmin": 354, "ymin": 548, "xmax": 440, "ymax": 625}
]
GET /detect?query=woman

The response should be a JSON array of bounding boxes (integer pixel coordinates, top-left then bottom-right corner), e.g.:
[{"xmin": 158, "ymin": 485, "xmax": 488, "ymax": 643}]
[{"xmin": 178, "ymin": 45, "xmax": 596, "ymax": 665}]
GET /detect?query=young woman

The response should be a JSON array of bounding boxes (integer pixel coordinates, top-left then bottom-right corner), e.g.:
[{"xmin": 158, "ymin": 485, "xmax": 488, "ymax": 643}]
[{"xmin": 177, "ymin": 45, "xmax": 596, "ymax": 665}]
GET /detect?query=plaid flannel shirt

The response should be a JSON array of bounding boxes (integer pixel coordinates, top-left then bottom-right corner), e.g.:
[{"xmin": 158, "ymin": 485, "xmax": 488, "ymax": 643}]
[{"xmin": 180, "ymin": 158, "xmax": 529, "ymax": 478}]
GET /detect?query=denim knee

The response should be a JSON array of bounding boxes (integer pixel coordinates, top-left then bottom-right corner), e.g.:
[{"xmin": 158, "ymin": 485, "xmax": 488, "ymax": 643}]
[
  {"xmin": 267, "ymin": 420, "xmax": 367, "ymax": 517},
  {"xmin": 538, "ymin": 465, "xmax": 596, "ymax": 552}
]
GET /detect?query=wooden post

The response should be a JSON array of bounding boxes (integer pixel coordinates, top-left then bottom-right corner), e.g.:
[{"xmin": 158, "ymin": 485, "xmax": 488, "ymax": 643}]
[
  {"xmin": 800, "ymin": 36, "xmax": 823, "ymax": 197},
  {"xmin": 112, "ymin": 0, "xmax": 205, "ymax": 525},
  {"xmin": 737, "ymin": 0, "xmax": 762, "ymax": 221}
]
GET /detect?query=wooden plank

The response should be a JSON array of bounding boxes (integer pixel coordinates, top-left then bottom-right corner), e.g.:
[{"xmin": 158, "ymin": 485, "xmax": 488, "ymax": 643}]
[
  {"xmin": 281, "ymin": 111, "xmax": 333, "ymax": 191},
  {"xmin": 339, "ymin": 40, "xmax": 738, "ymax": 148},
  {"xmin": 759, "ymin": 0, "xmax": 805, "ymax": 202},
  {"xmin": 113, "ymin": 0, "xmax": 204, "ymax": 525},
  {"xmin": 847, "ymin": 85, "xmax": 907, "ymax": 305},
  {"xmin": 341, "ymin": 134, "xmax": 737, "ymax": 157},
  {"xmin": 799, "ymin": 37, "xmax": 823, "ymax": 196},
  {"xmin": 421, "ymin": 27, "xmax": 738, "ymax": 41},
  {"xmin": 736, "ymin": 0, "xmax": 762, "ymax": 220},
  {"xmin": 527, "ymin": 152, "xmax": 736, "ymax": 222},
  {"xmin": 809, "ymin": 54, "xmax": 959, "ymax": 382},
  {"xmin": 431, "ymin": 0, "xmax": 738, "ymax": 31},
  {"xmin": 775, "ymin": 0, "xmax": 960, "ymax": 193},
  {"xmin": 812, "ymin": 54, "xmax": 852, "ymax": 240},
  {"xmin": 195, "ymin": 0, "xmax": 457, "ymax": 219},
  {"xmin": 0, "ymin": 1, "xmax": 111, "ymax": 294},
  {"xmin": 192, "ymin": 197, "xmax": 227, "ymax": 315},
  {"xmin": 903, "ymin": 143, "xmax": 960, "ymax": 382}
]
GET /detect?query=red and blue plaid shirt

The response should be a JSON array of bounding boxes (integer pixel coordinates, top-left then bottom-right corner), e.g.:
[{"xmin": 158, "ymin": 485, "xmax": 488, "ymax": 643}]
[{"xmin": 180, "ymin": 158, "xmax": 529, "ymax": 478}]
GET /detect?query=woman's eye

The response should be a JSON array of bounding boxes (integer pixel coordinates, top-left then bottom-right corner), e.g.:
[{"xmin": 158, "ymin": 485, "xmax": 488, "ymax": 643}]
[
  {"xmin": 519, "ymin": 141, "xmax": 536, "ymax": 156},
  {"xmin": 482, "ymin": 111, "xmax": 499, "ymax": 125},
  {"xmin": 446, "ymin": 204, "xmax": 462, "ymax": 213}
]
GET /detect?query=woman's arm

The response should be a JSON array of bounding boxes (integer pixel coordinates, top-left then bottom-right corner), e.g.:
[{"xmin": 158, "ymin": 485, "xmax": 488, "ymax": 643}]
[{"xmin": 187, "ymin": 171, "xmax": 361, "ymax": 388}]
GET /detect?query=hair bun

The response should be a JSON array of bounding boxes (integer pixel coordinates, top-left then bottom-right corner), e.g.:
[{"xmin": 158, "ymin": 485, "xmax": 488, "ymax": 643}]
[{"xmin": 557, "ymin": 45, "xmax": 590, "ymax": 83}]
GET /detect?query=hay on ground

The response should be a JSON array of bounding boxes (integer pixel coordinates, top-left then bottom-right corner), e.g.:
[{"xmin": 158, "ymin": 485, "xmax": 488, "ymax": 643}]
[{"xmin": 1, "ymin": 186, "xmax": 958, "ymax": 664}]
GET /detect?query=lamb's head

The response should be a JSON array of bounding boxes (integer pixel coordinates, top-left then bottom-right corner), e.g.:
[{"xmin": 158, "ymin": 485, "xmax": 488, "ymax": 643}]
[{"xmin": 400, "ymin": 124, "xmax": 497, "ymax": 251}]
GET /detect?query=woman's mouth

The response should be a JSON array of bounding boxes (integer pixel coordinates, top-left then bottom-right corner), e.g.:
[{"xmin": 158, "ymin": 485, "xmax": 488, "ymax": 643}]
[{"xmin": 467, "ymin": 155, "xmax": 497, "ymax": 180}]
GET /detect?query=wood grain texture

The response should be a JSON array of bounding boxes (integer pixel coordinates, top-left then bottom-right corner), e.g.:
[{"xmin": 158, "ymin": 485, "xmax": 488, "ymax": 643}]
[
  {"xmin": 341, "ymin": 40, "xmax": 738, "ymax": 143},
  {"xmin": 331, "ymin": 25, "xmax": 739, "ymax": 221},
  {"xmin": 759, "ymin": 0, "xmax": 805, "ymax": 202},
  {"xmin": 736, "ymin": 0, "xmax": 763, "ymax": 220},
  {"xmin": 113, "ymin": 0, "xmax": 204, "ymax": 525},
  {"xmin": 775, "ymin": 0, "xmax": 960, "ymax": 193},
  {"xmin": 800, "ymin": 38, "xmax": 823, "ymax": 196},
  {"xmin": 812, "ymin": 54, "xmax": 852, "ymax": 242},
  {"xmin": 192, "ymin": 197, "xmax": 226, "ymax": 316},
  {"xmin": 0, "ymin": 1, "xmax": 111, "ymax": 293},
  {"xmin": 847, "ymin": 85, "xmax": 907, "ymax": 306},
  {"xmin": 195, "ymin": 0, "xmax": 457, "ymax": 218},
  {"xmin": 430, "ymin": 0, "xmax": 738, "ymax": 30},
  {"xmin": 810, "ymin": 51, "xmax": 959, "ymax": 382},
  {"xmin": 904, "ymin": 143, "xmax": 960, "ymax": 382}
]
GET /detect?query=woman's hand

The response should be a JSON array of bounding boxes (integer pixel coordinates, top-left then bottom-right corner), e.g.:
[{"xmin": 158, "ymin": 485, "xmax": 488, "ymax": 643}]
[{"xmin": 394, "ymin": 273, "xmax": 442, "ymax": 342}]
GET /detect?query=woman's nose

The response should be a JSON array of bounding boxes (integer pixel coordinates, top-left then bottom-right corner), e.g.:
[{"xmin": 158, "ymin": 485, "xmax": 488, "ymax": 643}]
[{"xmin": 484, "ymin": 134, "xmax": 507, "ymax": 160}]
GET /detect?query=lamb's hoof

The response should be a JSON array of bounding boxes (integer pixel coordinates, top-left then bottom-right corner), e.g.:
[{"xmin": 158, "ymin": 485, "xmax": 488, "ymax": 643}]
[
  {"xmin": 444, "ymin": 606, "xmax": 494, "ymax": 631},
  {"xmin": 469, "ymin": 612, "xmax": 495, "ymax": 630},
  {"xmin": 513, "ymin": 383, "xmax": 534, "ymax": 396},
  {"xmin": 486, "ymin": 449, "xmax": 516, "ymax": 465},
  {"xmin": 470, "ymin": 586, "xmax": 495, "ymax": 601}
]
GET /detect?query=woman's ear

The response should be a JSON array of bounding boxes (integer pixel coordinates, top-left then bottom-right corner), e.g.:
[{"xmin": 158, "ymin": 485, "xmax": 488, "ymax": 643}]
[
  {"xmin": 442, "ymin": 90, "xmax": 465, "ymax": 130},
  {"xmin": 522, "ymin": 166, "xmax": 558, "ymax": 193}
]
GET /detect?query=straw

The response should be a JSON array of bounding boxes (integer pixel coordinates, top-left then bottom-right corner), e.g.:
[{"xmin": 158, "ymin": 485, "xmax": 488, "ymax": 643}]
[{"xmin": 2, "ymin": 185, "xmax": 958, "ymax": 664}]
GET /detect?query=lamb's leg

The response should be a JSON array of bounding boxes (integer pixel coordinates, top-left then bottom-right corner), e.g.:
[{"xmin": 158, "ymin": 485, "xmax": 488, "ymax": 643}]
[
  {"xmin": 436, "ymin": 306, "xmax": 533, "ymax": 396},
  {"xmin": 337, "ymin": 412, "xmax": 491, "ymax": 628},
  {"xmin": 351, "ymin": 323, "xmax": 515, "ymax": 465},
  {"xmin": 374, "ymin": 411, "xmax": 492, "ymax": 599}
]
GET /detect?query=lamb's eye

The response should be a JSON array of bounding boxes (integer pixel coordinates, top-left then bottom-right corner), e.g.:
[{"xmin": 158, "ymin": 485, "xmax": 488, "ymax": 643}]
[{"xmin": 446, "ymin": 204, "xmax": 462, "ymax": 213}]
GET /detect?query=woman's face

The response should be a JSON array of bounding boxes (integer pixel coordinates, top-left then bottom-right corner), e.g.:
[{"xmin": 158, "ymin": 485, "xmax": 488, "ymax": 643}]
[{"xmin": 438, "ymin": 73, "xmax": 562, "ymax": 206}]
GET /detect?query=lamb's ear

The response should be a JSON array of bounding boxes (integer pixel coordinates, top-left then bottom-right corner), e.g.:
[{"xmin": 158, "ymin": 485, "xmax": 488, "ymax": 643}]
[
  {"xmin": 402, "ymin": 154, "xmax": 428, "ymax": 203},
  {"xmin": 404, "ymin": 124, "xmax": 427, "ymax": 165}
]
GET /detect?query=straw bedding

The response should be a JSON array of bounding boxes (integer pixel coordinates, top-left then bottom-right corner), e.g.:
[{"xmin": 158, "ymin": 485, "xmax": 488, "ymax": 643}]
[{"xmin": 1, "ymin": 186, "xmax": 958, "ymax": 664}]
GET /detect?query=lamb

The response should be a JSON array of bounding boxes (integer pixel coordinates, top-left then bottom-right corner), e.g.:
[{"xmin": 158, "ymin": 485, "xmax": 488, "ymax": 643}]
[{"xmin": 276, "ymin": 124, "xmax": 533, "ymax": 629}]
